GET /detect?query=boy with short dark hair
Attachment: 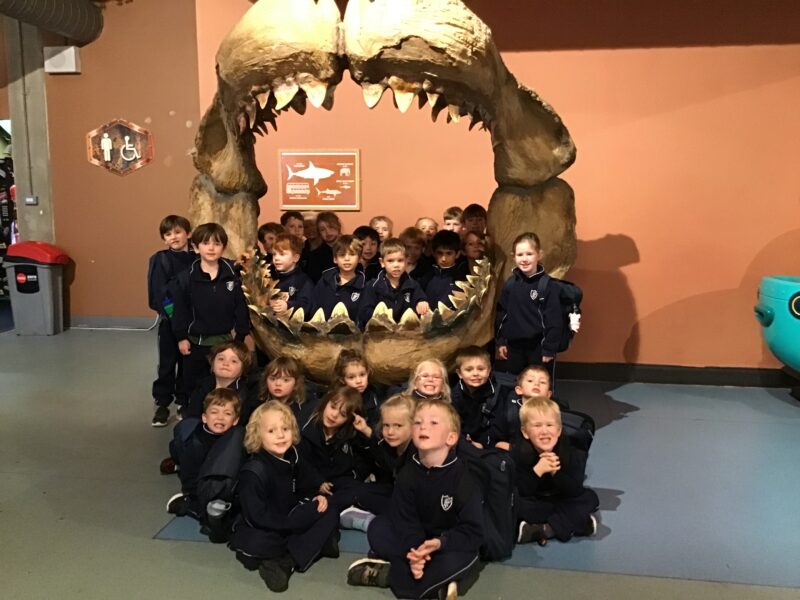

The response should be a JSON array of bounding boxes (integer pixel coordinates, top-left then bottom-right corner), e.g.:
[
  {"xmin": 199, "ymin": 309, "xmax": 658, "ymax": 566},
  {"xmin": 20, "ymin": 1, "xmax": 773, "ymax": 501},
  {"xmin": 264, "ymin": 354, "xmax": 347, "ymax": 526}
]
[
  {"xmin": 148, "ymin": 215, "xmax": 195, "ymax": 426},
  {"xmin": 462, "ymin": 204, "xmax": 487, "ymax": 234},
  {"xmin": 450, "ymin": 346, "xmax": 505, "ymax": 449},
  {"xmin": 280, "ymin": 211, "xmax": 305, "ymax": 239},
  {"xmin": 513, "ymin": 397, "xmax": 598, "ymax": 545},
  {"xmin": 270, "ymin": 233, "xmax": 314, "ymax": 319},
  {"xmin": 353, "ymin": 225, "xmax": 381, "ymax": 280},
  {"xmin": 305, "ymin": 211, "xmax": 342, "ymax": 283},
  {"xmin": 443, "ymin": 207, "xmax": 464, "ymax": 234},
  {"xmin": 257, "ymin": 222, "xmax": 285, "ymax": 260},
  {"xmin": 347, "ymin": 399, "xmax": 482, "ymax": 599},
  {"xmin": 357, "ymin": 238, "xmax": 429, "ymax": 329},
  {"xmin": 312, "ymin": 235, "xmax": 366, "ymax": 322},
  {"xmin": 166, "ymin": 388, "xmax": 241, "ymax": 518},
  {"xmin": 170, "ymin": 223, "xmax": 251, "ymax": 397},
  {"xmin": 424, "ymin": 230, "xmax": 468, "ymax": 310}
]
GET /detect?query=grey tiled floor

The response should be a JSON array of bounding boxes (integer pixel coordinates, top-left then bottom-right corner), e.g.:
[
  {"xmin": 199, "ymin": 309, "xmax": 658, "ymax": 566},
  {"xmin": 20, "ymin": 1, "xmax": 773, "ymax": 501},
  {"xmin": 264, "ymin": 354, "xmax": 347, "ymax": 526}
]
[{"xmin": 1, "ymin": 329, "xmax": 798, "ymax": 599}]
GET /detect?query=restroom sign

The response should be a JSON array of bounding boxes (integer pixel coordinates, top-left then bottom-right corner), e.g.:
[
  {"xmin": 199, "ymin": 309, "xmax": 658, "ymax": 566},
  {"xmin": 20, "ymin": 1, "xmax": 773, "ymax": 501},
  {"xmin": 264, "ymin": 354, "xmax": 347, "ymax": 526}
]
[{"xmin": 86, "ymin": 119, "xmax": 153, "ymax": 176}]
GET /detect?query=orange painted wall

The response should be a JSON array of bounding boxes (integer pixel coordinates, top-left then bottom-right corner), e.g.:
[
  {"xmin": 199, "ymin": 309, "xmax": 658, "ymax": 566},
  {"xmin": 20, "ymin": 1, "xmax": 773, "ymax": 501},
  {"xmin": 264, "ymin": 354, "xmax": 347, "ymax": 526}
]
[
  {"xmin": 44, "ymin": 0, "xmax": 201, "ymax": 322},
  {"xmin": 192, "ymin": 1, "xmax": 800, "ymax": 370}
]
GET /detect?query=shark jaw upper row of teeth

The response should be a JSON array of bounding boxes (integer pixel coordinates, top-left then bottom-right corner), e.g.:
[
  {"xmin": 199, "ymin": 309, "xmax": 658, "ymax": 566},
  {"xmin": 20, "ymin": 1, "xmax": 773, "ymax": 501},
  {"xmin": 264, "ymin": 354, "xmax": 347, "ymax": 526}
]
[
  {"xmin": 241, "ymin": 257, "xmax": 493, "ymax": 338},
  {"xmin": 237, "ymin": 74, "xmax": 494, "ymax": 136}
]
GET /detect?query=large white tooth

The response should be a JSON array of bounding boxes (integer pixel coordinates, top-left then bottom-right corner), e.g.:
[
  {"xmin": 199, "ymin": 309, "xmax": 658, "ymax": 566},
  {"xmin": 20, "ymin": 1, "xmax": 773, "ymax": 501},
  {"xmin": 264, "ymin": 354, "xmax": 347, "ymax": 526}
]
[
  {"xmin": 301, "ymin": 81, "xmax": 328, "ymax": 109},
  {"xmin": 244, "ymin": 102, "xmax": 256, "ymax": 127},
  {"xmin": 447, "ymin": 105, "xmax": 461, "ymax": 122},
  {"xmin": 392, "ymin": 88, "xmax": 415, "ymax": 113},
  {"xmin": 255, "ymin": 91, "xmax": 271, "ymax": 110},
  {"xmin": 274, "ymin": 82, "xmax": 299, "ymax": 110},
  {"xmin": 426, "ymin": 92, "xmax": 440, "ymax": 107},
  {"xmin": 362, "ymin": 83, "xmax": 386, "ymax": 108}
]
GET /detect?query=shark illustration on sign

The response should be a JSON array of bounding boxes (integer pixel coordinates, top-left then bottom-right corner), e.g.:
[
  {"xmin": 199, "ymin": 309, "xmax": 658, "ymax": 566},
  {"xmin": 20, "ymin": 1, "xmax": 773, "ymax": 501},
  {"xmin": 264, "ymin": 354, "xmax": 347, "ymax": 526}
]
[
  {"xmin": 316, "ymin": 187, "xmax": 342, "ymax": 200},
  {"xmin": 286, "ymin": 161, "xmax": 334, "ymax": 185}
]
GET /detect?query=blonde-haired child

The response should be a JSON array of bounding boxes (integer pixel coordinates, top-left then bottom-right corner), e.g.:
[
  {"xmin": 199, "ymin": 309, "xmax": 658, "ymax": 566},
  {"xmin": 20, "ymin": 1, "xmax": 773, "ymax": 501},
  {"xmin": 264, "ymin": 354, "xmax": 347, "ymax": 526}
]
[{"xmin": 229, "ymin": 401, "xmax": 338, "ymax": 592}]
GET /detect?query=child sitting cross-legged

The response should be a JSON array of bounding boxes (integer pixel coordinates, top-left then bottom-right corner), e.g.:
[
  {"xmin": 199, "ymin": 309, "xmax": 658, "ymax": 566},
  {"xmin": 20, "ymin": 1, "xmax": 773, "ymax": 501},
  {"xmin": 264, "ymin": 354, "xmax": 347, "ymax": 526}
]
[
  {"xmin": 339, "ymin": 394, "xmax": 417, "ymax": 532},
  {"xmin": 247, "ymin": 356, "xmax": 318, "ymax": 428},
  {"xmin": 312, "ymin": 234, "xmax": 366, "ymax": 322},
  {"xmin": 512, "ymin": 397, "xmax": 599, "ymax": 546},
  {"xmin": 334, "ymin": 348, "xmax": 385, "ymax": 429},
  {"xmin": 347, "ymin": 399, "xmax": 483, "ymax": 600},
  {"xmin": 229, "ymin": 402, "xmax": 339, "ymax": 593},
  {"xmin": 166, "ymin": 388, "xmax": 240, "ymax": 519}
]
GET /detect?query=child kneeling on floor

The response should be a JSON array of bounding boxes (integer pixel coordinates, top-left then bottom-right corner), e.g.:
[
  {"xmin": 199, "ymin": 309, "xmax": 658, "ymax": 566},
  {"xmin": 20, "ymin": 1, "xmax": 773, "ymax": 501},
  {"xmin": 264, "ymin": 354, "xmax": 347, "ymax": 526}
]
[
  {"xmin": 348, "ymin": 398, "xmax": 482, "ymax": 600},
  {"xmin": 229, "ymin": 402, "xmax": 339, "ymax": 593},
  {"xmin": 513, "ymin": 397, "xmax": 598, "ymax": 545}
]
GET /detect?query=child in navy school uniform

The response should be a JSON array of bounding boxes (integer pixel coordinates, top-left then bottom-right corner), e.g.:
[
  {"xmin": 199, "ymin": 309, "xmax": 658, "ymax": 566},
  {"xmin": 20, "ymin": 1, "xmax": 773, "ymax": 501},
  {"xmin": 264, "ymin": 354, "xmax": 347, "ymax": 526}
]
[
  {"xmin": 369, "ymin": 215, "xmax": 393, "ymax": 242},
  {"xmin": 495, "ymin": 232, "xmax": 563, "ymax": 376},
  {"xmin": 353, "ymin": 225, "xmax": 382, "ymax": 281},
  {"xmin": 304, "ymin": 211, "xmax": 341, "ymax": 283},
  {"xmin": 312, "ymin": 235, "xmax": 366, "ymax": 322},
  {"xmin": 257, "ymin": 222, "xmax": 284, "ymax": 265},
  {"xmin": 230, "ymin": 402, "xmax": 339, "ymax": 592},
  {"xmin": 280, "ymin": 210, "xmax": 306, "ymax": 239},
  {"xmin": 406, "ymin": 359, "xmax": 451, "ymax": 402},
  {"xmin": 333, "ymin": 348, "xmax": 385, "ymax": 429},
  {"xmin": 450, "ymin": 346, "xmax": 507, "ymax": 450},
  {"xmin": 399, "ymin": 226, "xmax": 433, "ymax": 287},
  {"xmin": 147, "ymin": 214, "xmax": 195, "ymax": 427},
  {"xmin": 339, "ymin": 393, "xmax": 417, "ymax": 531},
  {"xmin": 347, "ymin": 399, "xmax": 482, "ymax": 599},
  {"xmin": 165, "ymin": 388, "xmax": 240, "ymax": 518},
  {"xmin": 269, "ymin": 233, "xmax": 314, "ymax": 319},
  {"xmin": 180, "ymin": 341, "xmax": 253, "ymax": 419},
  {"xmin": 357, "ymin": 238, "xmax": 430, "ymax": 329},
  {"xmin": 425, "ymin": 230, "xmax": 469, "ymax": 310},
  {"xmin": 299, "ymin": 387, "xmax": 372, "ymax": 513},
  {"xmin": 170, "ymin": 223, "xmax": 251, "ymax": 399},
  {"xmin": 513, "ymin": 397, "xmax": 598, "ymax": 545},
  {"xmin": 252, "ymin": 356, "xmax": 318, "ymax": 428}
]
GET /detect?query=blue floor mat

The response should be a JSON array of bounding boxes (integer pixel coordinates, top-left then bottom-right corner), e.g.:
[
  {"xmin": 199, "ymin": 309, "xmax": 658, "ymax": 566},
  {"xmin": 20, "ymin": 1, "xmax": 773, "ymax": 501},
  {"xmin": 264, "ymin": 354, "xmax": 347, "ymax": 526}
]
[{"xmin": 155, "ymin": 381, "xmax": 800, "ymax": 588}]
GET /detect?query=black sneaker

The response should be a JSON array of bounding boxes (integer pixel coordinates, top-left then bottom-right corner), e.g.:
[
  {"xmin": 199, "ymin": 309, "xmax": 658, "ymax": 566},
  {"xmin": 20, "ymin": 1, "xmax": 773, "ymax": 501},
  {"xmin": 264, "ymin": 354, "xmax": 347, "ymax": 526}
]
[
  {"xmin": 320, "ymin": 530, "xmax": 340, "ymax": 558},
  {"xmin": 152, "ymin": 406, "xmax": 169, "ymax": 427},
  {"xmin": 258, "ymin": 557, "xmax": 292, "ymax": 592},
  {"xmin": 347, "ymin": 558, "xmax": 390, "ymax": 588},
  {"xmin": 517, "ymin": 521, "xmax": 548, "ymax": 546},
  {"xmin": 235, "ymin": 551, "xmax": 261, "ymax": 572},
  {"xmin": 166, "ymin": 492, "xmax": 188, "ymax": 514}
]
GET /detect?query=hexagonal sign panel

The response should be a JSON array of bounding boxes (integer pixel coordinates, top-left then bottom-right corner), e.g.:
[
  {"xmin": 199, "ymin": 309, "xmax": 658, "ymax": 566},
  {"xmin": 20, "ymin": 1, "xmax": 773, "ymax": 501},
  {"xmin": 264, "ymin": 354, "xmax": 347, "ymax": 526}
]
[{"xmin": 86, "ymin": 118, "xmax": 153, "ymax": 176}]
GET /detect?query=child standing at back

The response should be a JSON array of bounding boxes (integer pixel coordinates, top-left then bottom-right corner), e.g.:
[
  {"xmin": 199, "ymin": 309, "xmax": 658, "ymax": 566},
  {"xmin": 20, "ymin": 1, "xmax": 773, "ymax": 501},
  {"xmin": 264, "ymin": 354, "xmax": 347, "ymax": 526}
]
[
  {"xmin": 312, "ymin": 235, "xmax": 366, "ymax": 322},
  {"xmin": 369, "ymin": 215, "xmax": 393, "ymax": 242},
  {"xmin": 170, "ymin": 223, "xmax": 251, "ymax": 401},
  {"xmin": 305, "ymin": 211, "xmax": 342, "ymax": 283},
  {"xmin": 357, "ymin": 238, "xmax": 429, "ymax": 329},
  {"xmin": 425, "ymin": 230, "xmax": 469, "ymax": 310},
  {"xmin": 442, "ymin": 207, "xmax": 464, "ymax": 234},
  {"xmin": 495, "ymin": 232, "xmax": 563, "ymax": 376},
  {"xmin": 269, "ymin": 233, "xmax": 314, "ymax": 319},
  {"xmin": 148, "ymin": 215, "xmax": 195, "ymax": 426}
]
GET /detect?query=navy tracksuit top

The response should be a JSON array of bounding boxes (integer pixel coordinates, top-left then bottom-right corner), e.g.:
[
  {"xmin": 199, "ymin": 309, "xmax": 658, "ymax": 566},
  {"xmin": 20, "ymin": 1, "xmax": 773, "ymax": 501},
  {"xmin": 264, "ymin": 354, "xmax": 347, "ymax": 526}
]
[
  {"xmin": 312, "ymin": 268, "xmax": 366, "ymax": 321},
  {"xmin": 272, "ymin": 265, "xmax": 315, "ymax": 316},
  {"xmin": 357, "ymin": 271, "xmax": 427, "ymax": 329},
  {"xmin": 495, "ymin": 266, "xmax": 563, "ymax": 356},
  {"xmin": 424, "ymin": 260, "xmax": 469, "ymax": 309}
]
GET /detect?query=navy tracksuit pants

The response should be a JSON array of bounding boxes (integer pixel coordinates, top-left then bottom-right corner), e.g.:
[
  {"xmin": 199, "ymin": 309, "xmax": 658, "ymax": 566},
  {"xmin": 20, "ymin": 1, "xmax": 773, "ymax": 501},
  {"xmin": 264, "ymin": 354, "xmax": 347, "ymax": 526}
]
[
  {"xmin": 152, "ymin": 318, "xmax": 186, "ymax": 408},
  {"xmin": 517, "ymin": 488, "xmax": 599, "ymax": 542},
  {"xmin": 367, "ymin": 515, "xmax": 480, "ymax": 599}
]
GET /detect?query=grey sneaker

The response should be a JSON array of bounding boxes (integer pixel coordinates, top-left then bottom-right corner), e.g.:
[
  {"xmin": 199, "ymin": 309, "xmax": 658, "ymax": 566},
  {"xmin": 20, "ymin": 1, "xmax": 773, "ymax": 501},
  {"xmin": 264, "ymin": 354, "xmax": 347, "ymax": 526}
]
[
  {"xmin": 339, "ymin": 506, "xmax": 375, "ymax": 532},
  {"xmin": 152, "ymin": 405, "xmax": 169, "ymax": 427},
  {"xmin": 347, "ymin": 558, "xmax": 390, "ymax": 588}
]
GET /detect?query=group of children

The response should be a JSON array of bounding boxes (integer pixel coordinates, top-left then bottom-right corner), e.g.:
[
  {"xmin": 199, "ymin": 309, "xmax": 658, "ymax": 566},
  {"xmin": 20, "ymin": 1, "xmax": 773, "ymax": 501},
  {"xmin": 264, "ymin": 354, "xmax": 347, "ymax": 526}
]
[{"xmin": 146, "ymin": 205, "xmax": 596, "ymax": 599}]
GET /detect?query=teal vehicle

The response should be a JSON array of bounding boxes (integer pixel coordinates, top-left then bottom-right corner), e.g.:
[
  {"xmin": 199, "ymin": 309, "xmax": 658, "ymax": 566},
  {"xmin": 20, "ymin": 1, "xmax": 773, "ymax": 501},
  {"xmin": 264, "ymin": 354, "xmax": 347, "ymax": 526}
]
[{"xmin": 754, "ymin": 276, "xmax": 800, "ymax": 375}]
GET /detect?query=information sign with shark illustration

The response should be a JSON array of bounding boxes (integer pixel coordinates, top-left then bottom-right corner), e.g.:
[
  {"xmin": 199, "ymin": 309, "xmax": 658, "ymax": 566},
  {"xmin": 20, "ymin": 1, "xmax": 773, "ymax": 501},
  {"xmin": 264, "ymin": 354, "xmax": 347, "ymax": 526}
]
[{"xmin": 279, "ymin": 150, "xmax": 360, "ymax": 211}]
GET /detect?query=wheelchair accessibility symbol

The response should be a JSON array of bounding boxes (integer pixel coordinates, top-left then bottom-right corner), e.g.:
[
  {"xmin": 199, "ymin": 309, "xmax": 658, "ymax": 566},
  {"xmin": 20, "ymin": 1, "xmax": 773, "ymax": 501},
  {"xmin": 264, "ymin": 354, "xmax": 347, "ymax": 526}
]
[{"xmin": 87, "ymin": 119, "xmax": 153, "ymax": 176}]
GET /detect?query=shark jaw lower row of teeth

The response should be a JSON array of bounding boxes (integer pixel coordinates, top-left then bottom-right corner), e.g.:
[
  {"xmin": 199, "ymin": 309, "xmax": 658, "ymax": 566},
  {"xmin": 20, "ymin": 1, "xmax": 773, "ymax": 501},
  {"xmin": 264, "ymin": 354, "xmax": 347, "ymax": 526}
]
[
  {"xmin": 240, "ymin": 257, "xmax": 493, "ymax": 338},
  {"xmin": 237, "ymin": 74, "xmax": 493, "ymax": 137}
]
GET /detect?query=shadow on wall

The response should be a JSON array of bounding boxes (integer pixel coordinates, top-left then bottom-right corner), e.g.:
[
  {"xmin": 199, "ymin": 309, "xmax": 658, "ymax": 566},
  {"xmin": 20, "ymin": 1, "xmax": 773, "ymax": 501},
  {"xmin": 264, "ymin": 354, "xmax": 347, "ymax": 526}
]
[
  {"xmin": 566, "ymin": 234, "xmax": 640, "ymax": 364},
  {"xmin": 626, "ymin": 229, "xmax": 800, "ymax": 368}
]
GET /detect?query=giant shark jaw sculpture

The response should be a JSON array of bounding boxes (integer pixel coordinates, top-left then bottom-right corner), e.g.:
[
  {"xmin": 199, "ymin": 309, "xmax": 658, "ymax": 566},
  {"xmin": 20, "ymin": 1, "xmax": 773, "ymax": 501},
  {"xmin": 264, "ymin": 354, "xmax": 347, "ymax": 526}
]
[{"xmin": 189, "ymin": 0, "xmax": 577, "ymax": 383}]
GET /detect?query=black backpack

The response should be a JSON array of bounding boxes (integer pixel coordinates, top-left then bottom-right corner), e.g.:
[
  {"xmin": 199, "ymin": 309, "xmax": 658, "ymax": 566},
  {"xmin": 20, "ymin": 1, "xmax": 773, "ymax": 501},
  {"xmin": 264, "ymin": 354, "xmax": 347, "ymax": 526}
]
[
  {"xmin": 536, "ymin": 274, "xmax": 582, "ymax": 352},
  {"xmin": 456, "ymin": 439, "xmax": 516, "ymax": 561},
  {"xmin": 493, "ymin": 371, "xmax": 596, "ymax": 453}
]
